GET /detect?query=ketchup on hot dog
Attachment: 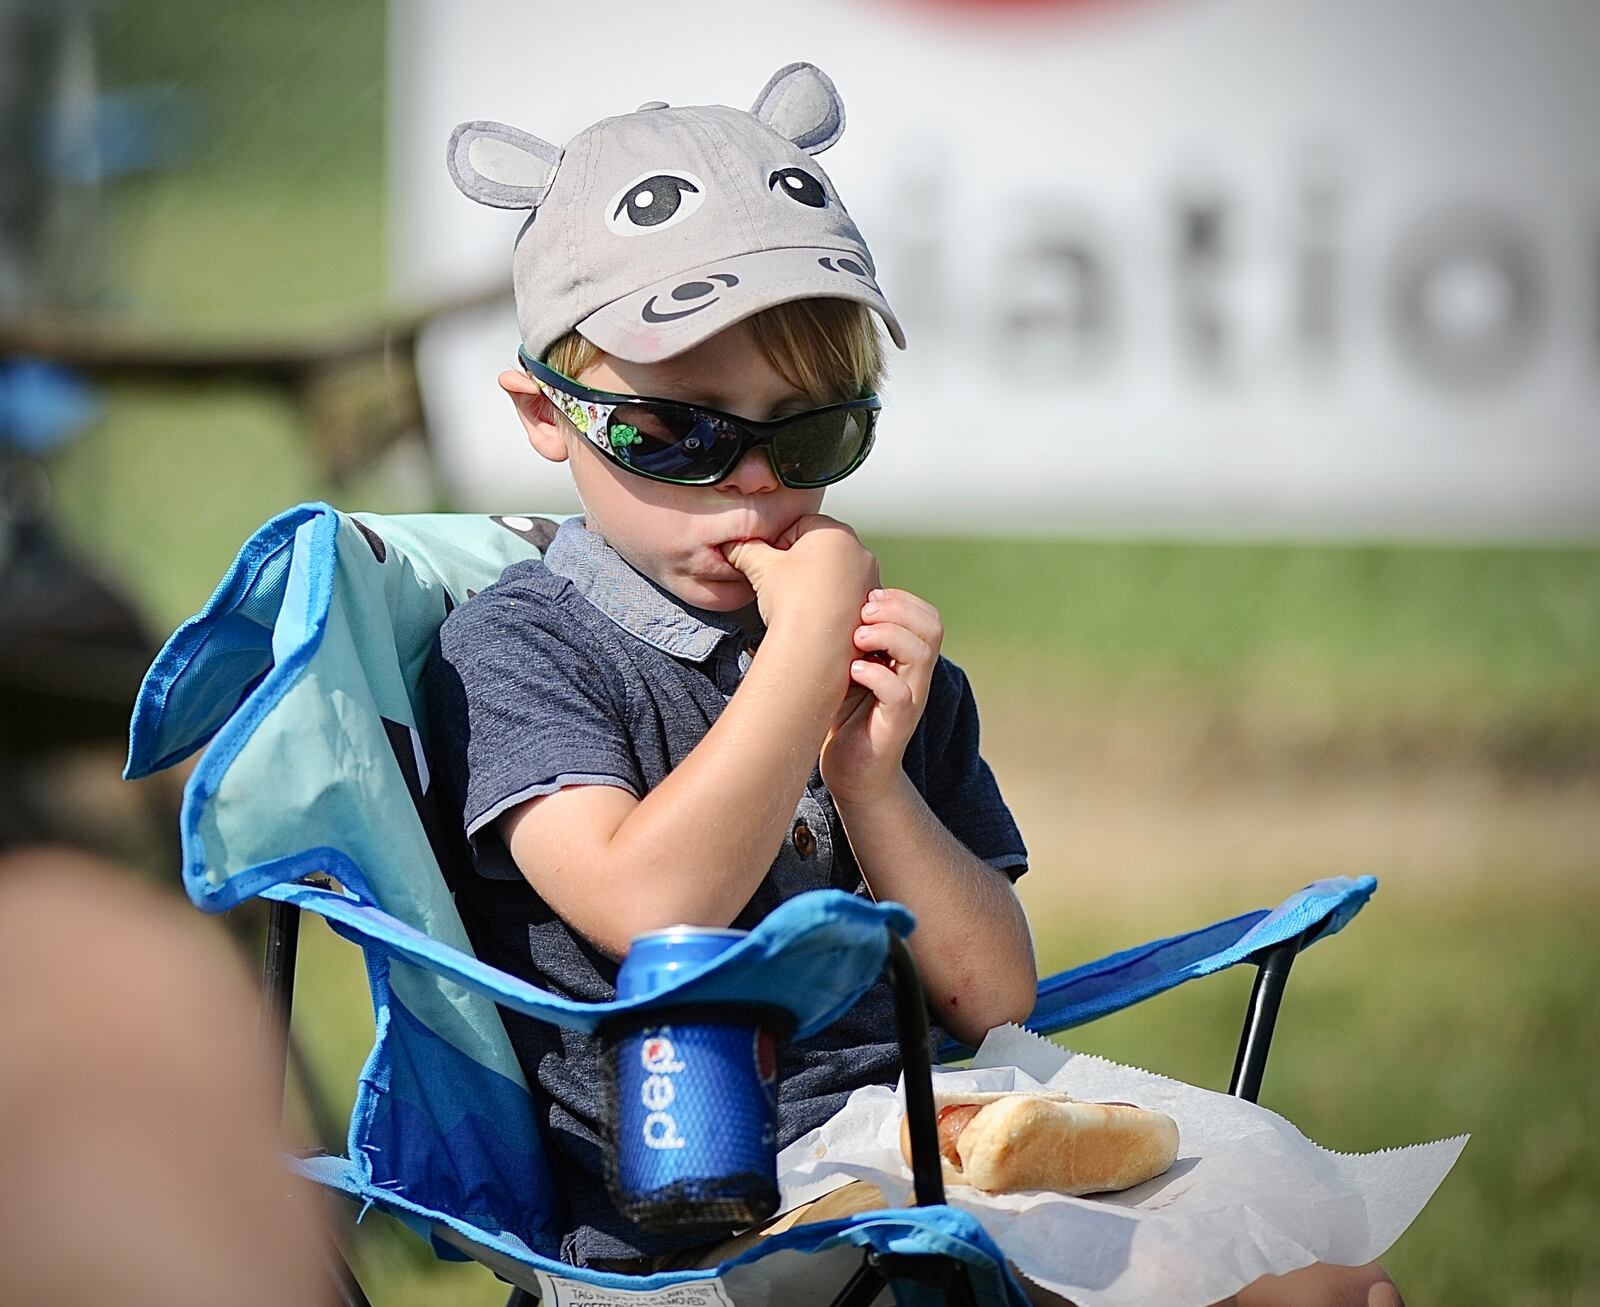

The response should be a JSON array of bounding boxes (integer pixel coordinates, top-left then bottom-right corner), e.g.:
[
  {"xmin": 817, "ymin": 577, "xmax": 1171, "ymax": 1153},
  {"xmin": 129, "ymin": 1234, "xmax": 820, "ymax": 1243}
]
[{"xmin": 936, "ymin": 1104, "xmax": 983, "ymax": 1166}]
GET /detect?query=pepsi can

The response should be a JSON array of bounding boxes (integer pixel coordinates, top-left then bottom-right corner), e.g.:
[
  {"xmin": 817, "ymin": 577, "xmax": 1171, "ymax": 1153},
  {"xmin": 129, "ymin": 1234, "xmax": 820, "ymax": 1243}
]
[{"xmin": 606, "ymin": 927, "xmax": 788, "ymax": 1232}]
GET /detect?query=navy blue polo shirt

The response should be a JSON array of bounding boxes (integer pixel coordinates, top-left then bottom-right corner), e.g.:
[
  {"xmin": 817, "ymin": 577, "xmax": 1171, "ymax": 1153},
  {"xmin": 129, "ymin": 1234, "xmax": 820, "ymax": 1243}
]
[{"xmin": 424, "ymin": 516, "xmax": 1027, "ymax": 1266}]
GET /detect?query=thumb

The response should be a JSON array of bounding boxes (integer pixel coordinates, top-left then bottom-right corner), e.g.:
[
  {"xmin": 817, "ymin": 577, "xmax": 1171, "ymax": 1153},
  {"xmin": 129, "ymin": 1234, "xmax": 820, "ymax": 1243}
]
[{"xmin": 722, "ymin": 537, "xmax": 779, "ymax": 579}]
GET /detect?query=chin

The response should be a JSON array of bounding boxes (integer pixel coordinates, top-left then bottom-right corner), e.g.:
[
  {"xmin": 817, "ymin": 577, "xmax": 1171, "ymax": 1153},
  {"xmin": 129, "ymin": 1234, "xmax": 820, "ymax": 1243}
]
[{"xmin": 678, "ymin": 575, "xmax": 756, "ymax": 612}]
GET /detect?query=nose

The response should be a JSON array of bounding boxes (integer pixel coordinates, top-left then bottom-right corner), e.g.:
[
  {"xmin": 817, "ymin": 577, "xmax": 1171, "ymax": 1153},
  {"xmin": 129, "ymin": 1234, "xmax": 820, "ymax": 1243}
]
[{"xmin": 716, "ymin": 446, "xmax": 780, "ymax": 495}]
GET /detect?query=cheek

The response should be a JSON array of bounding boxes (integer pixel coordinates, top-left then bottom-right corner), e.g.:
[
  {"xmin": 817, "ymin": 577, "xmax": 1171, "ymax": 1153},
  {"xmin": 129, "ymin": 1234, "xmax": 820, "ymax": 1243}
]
[
  {"xmin": 569, "ymin": 452, "xmax": 687, "ymax": 552},
  {"xmin": 569, "ymin": 441, "xmax": 649, "ymax": 513}
]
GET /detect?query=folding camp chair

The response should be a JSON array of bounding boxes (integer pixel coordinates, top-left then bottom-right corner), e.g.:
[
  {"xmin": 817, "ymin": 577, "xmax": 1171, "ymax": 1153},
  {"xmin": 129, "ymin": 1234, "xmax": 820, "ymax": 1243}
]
[{"xmin": 125, "ymin": 503, "xmax": 1377, "ymax": 1307}]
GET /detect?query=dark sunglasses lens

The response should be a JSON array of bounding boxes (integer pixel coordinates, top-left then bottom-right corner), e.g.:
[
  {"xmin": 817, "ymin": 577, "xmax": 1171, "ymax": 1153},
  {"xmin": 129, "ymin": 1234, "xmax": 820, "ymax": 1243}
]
[
  {"xmin": 773, "ymin": 409, "xmax": 874, "ymax": 487},
  {"xmin": 607, "ymin": 403, "xmax": 735, "ymax": 481}
]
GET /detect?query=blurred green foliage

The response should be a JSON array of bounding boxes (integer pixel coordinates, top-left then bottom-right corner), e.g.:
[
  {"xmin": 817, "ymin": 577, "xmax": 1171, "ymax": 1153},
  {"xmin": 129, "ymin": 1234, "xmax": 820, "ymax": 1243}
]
[
  {"xmin": 873, "ymin": 534, "xmax": 1600, "ymax": 760},
  {"xmin": 97, "ymin": 0, "xmax": 386, "ymax": 321}
]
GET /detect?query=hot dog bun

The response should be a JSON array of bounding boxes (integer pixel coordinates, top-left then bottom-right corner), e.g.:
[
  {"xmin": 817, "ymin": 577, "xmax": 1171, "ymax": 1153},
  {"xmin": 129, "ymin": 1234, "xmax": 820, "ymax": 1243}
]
[{"xmin": 898, "ymin": 1089, "xmax": 1179, "ymax": 1195}]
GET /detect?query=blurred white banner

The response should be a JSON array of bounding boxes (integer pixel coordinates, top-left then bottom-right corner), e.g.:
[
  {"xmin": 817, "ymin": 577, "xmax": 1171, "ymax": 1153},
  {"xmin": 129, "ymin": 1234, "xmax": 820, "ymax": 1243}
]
[{"xmin": 391, "ymin": 0, "xmax": 1599, "ymax": 539}]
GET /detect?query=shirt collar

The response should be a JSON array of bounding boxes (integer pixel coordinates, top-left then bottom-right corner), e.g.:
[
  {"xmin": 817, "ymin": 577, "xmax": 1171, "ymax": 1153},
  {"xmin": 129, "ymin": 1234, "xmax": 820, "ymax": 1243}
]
[{"xmin": 543, "ymin": 515, "xmax": 753, "ymax": 662}]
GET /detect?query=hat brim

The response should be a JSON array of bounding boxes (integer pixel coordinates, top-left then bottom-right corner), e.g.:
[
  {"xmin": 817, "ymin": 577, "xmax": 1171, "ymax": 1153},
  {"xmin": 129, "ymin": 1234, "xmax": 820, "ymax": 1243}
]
[{"xmin": 575, "ymin": 246, "xmax": 907, "ymax": 365}]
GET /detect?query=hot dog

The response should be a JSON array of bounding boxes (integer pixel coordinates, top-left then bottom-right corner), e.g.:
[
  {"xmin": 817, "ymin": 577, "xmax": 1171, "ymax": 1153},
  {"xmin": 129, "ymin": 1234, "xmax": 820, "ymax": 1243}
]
[{"xmin": 899, "ymin": 1089, "xmax": 1179, "ymax": 1195}]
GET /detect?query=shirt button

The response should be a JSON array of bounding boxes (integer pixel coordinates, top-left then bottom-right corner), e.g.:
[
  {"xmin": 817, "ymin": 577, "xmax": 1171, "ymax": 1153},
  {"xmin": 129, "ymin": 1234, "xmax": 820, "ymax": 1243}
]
[{"xmin": 792, "ymin": 819, "xmax": 817, "ymax": 858}]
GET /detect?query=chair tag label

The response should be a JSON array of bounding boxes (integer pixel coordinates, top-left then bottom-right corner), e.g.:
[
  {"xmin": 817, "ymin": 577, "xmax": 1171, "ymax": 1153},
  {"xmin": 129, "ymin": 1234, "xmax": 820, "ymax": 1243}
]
[{"xmin": 532, "ymin": 1269, "xmax": 734, "ymax": 1306}]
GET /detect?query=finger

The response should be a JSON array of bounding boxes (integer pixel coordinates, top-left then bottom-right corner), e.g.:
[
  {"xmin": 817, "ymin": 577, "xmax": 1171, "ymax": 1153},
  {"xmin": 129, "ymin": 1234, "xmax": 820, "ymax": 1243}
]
[
  {"xmin": 869, "ymin": 587, "xmax": 938, "ymax": 618},
  {"xmin": 861, "ymin": 589, "xmax": 943, "ymax": 650},
  {"xmin": 852, "ymin": 621, "xmax": 932, "ymax": 669},
  {"xmin": 721, "ymin": 537, "xmax": 779, "ymax": 577},
  {"xmin": 831, "ymin": 682, "xmax": 874, "ymax": 731},
  {"xmin": 849, "ymin": 658, "xmax": 914, "ymax": 710},
  {"xmin": 855, "ymin": 627, "xmax": 937, "ymax": 714},
  {"xmin": 775, "ymin": 512, "xmax": 846, "ymax": 549}
]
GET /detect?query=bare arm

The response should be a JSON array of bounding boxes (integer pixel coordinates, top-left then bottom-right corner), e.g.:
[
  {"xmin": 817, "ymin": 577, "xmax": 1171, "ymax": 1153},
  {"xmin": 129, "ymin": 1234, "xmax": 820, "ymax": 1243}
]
[
  {"xmin": 821, "ymin": 587, "xmax": 1036, "ymax": 1047},
  {"xmin": 834, "ymin": 776, "xmax": 1036, "ymax": 1047},
  {"xmin": 499, "ymin": 516, "xmax": 876, "ymax": 959},
  {"xmin": 500, "ymin": 620, "xmax": 843, "ymax": 957}
]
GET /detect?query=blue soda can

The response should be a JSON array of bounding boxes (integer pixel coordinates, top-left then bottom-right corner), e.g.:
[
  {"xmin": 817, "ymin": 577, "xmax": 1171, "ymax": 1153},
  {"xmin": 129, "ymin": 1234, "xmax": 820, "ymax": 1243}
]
[{"xmin": 607, "ymin": 926, "xmax": 787, "ymax": 1231}]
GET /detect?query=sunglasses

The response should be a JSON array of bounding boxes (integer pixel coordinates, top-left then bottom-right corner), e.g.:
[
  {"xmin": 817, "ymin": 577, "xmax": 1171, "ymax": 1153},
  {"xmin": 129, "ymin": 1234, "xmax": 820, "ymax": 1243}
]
[{"xmin": 517, "ymin": 347, "xmax": 879, "ymax": 489}]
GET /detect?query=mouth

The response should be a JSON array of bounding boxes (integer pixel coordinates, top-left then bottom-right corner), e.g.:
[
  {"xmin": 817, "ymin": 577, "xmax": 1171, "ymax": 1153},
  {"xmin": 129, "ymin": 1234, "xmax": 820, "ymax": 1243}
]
[
  {"xmin": 703, "ymin": 544, "xmax": 751, "ymax": 580},
  {"xmin": 715, "ymin": 527, "xmax": 787, "ymax": 549}
]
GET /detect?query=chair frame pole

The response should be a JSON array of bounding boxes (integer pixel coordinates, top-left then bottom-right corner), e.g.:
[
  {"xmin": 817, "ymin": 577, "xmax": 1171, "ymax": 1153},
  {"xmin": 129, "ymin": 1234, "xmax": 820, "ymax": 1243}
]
[
  {"xmin": 1227, "ymin": 927, "xmax": 1311, "ymax": 1103},
  {"xmin": 261, "ymin": 898, "xmax": 301, "ymax": 1118},
  {"xmin": 826, "ymin": 933, "xmax": 977, "ymax": 1307},
  {"xmin": 886, "ymin": 932, "xmax": 947, "ymax": 1210},
  {"xmin": 261, "ymin": 899, "xmax": 375, "ymax": 1307}
]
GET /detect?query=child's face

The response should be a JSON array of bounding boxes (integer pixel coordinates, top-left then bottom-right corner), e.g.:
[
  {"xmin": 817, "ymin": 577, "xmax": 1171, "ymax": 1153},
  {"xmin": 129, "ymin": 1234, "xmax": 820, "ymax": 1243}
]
[{"xmin": 503, "ymin": 320, "xmax": 828, "ymax": 613}]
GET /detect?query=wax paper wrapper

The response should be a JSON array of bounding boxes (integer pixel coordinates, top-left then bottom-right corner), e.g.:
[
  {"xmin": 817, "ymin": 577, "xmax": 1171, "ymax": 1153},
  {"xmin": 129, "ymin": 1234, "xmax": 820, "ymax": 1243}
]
[{"xmin": 777, "ymin": 1024, "xmax": 1467, "ymax": 1307}]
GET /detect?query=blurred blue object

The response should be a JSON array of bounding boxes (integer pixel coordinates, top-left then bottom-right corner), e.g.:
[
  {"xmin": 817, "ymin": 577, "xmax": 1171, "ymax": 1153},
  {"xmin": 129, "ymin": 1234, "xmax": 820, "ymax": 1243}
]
[
  {"xmin": 0, "ymin": 358, "xmax": 100, "ymax": 452},
  {"xmin": 43, "ymin": 86, "xmax": 196, "ymax": 184}
]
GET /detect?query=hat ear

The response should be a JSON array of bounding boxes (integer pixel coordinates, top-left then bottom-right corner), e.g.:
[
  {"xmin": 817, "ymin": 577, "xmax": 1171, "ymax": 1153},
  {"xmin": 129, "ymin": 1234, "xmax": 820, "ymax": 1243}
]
[
  {"xmin": 447, "ymin": 120, "xmax": 563, "ymax": 209},
  {"xmin": 750, "ymin": 62, "xmax": 845, "ymax": 155}
]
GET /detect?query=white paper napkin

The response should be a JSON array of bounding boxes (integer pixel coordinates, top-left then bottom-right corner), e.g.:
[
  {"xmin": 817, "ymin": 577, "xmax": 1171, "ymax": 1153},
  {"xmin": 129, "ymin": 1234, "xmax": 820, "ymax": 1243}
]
[{"xmin": 776, "ymin": 1024, "xmax": 1467, "ymax": 1306}]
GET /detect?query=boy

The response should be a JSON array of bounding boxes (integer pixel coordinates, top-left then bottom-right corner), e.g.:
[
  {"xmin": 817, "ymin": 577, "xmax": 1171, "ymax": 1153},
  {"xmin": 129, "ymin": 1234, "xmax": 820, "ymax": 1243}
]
[
  {"xmin": 428, "ymin": 63, "xmax": 1401, "ymax": 1304},
  {"xmin": 428, "ymin": 63, "xmax": 1036, "ymax": 1270}
]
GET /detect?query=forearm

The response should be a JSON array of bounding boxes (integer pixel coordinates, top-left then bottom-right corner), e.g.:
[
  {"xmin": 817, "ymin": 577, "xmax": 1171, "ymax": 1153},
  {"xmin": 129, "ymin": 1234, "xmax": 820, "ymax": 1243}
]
[
  {"xmin": 591, "ymin": 621, "xmax": 847, "ymax": 939},
  {"xmin": 835, "ymin": 774, "xmax": 1036, "ymax": 1046}
]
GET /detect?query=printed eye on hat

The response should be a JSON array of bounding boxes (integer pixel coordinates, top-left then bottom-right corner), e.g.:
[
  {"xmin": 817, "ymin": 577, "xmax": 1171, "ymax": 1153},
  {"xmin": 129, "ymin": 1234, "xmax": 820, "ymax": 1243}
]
[{"xmin": 445, "ymin": 62, "xmax": 906, "ymax": 365}]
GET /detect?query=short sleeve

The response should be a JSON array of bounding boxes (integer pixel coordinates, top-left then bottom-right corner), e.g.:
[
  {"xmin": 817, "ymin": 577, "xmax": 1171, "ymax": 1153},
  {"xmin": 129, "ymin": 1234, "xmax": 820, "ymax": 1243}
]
[
  {"xmin": 424, "ymin": 584, "xmax": 644, "ymax": 855},
  {"xmin": 909, "ymin": 658, "xmax": 1028, "ymax": 880}
]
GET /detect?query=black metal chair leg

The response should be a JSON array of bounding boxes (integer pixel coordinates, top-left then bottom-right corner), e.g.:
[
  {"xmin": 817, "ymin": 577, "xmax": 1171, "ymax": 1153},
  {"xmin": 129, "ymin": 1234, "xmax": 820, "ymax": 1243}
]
[
  {"xmin": 824, "ymin": 935, "xmax": 979, "ymax": 1307},
  {"xmin": 832, "ymin": 1249, "xmax": 982, "ymax": 1307},
  {"xmin": 322, "ymin": 1234, "xmax": 375, "ymax": 1307},
  {"xmin": 830, "ymin": 1259, "xmax": 888, "ymax": 1307},
  {"xmin": 263, "ymin": 899, "xmax": 373, "ymax": 1305},
  {"xmin": 885, "ymin": 933, "xmax": 947, "ymax": 1209},
  {"xmin": 1228, "ymin": 928, "xmax": 1310, "ymax": 1102},
  {"xmin": 261, "ymin": 897, "xmax": 301, "ymax": 1118}
]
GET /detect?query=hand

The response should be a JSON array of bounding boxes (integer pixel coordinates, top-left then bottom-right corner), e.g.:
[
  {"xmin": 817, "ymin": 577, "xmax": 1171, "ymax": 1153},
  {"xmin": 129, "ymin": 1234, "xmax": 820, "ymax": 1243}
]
[
  {"xmin": 722, "ymin": 515, "xmax": 880, "ymax": 643},
  {"xmin": 820, "ymin": 588, "xmax": 944, "ymax": 804}
]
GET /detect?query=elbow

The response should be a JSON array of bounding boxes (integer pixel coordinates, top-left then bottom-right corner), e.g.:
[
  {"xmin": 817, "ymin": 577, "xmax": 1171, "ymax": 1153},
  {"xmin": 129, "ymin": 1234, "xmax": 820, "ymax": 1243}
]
[
  {"xmin": 947, "ymin": 967, "xmax": 1037, "ymax": 1047},
  {"xmin": 1004, "ymin": 976, "xmax": 1037, "ymax": 1029},
  {"xmin": 586, "ymin": 894, "xmax": 740, "ymax": 963},
  {"xmin": 985, "ymin": 977, "xmax": 1039, "ymax": 1036},
  {"xmin": 942, "ymin": 979, "xmax": 1035, "ymax": 1049}
]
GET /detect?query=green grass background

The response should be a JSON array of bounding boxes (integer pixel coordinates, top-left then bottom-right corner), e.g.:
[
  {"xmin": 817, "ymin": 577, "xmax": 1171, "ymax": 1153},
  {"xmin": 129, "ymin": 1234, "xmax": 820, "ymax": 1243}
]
[{"xmin": 33, "ymin": 3, "xmax": 1599, "ymax": 1303}]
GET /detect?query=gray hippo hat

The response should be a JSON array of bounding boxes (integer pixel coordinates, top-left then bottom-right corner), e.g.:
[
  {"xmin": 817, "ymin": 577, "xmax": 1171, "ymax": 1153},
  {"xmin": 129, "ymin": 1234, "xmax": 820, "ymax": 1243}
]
[{"xmin": 446, "ymin": 61, "xmax": 905, "ymax": 365}]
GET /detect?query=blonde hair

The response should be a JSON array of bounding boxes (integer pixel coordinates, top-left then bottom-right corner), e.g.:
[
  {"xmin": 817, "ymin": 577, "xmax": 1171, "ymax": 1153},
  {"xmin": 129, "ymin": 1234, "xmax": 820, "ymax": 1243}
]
[{"xmin": 544, "ymin": 298, "xmax": 886, "ymax": 405}]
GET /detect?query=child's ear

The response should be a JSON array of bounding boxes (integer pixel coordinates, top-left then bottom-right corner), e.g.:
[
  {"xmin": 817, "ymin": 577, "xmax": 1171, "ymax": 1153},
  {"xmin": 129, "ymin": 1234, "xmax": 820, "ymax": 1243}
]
[{"xmin": 499, "ymin": 370, "xmax": 569, "ymax": 463}]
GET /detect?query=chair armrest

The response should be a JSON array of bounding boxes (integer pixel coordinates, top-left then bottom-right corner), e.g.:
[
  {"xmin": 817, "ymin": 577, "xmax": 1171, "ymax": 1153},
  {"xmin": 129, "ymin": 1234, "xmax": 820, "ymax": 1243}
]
[
  {"xmin": 268, "ymin": 881, "xmax": 915, "ymax": 1042},
  {"xmin": 938, "ymin": 876, "xmax": 1377, "ymax": 1062}
]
